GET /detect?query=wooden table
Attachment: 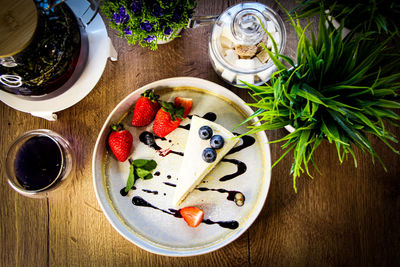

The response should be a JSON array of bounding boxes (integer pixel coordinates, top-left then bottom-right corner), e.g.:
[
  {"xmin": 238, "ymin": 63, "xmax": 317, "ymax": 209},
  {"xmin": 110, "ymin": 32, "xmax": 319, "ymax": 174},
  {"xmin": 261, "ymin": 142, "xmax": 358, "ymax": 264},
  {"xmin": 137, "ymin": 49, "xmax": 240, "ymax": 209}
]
[{"xmin": 1, "ymin": 0, "xmax": 399, "ymax": 266}]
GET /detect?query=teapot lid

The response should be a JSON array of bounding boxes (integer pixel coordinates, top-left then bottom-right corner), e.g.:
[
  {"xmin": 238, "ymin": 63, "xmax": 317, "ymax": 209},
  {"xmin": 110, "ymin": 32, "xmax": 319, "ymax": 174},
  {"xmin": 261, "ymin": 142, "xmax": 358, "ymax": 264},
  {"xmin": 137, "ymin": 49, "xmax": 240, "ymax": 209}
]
[{"xmin": 0, "ymin": 0, "xmax": 38, "ymax": 57}]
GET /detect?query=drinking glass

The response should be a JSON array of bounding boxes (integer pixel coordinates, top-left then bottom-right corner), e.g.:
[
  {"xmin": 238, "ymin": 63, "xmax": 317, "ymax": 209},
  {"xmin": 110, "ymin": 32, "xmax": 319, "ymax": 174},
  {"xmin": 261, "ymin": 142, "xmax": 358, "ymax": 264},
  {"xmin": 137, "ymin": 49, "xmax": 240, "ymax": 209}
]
[{"xmin": 5, "ymin": 129, "xmax": 74, "ymax": 198}]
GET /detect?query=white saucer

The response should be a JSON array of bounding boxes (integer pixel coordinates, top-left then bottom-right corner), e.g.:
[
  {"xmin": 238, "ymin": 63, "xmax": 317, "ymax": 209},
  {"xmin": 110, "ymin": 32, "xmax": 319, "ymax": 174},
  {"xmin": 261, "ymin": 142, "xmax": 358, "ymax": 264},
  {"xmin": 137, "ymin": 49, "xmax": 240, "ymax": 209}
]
[{"xmin": 0, "ymin": 0, "xmax": 117, "ymax": 121}]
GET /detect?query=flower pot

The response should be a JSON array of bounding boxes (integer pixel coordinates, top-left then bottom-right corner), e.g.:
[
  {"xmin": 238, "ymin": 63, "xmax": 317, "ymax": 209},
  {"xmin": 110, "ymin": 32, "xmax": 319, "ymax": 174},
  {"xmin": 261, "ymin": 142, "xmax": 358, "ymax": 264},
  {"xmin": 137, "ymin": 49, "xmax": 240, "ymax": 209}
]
[{"xmin": 156, "ymin": 28, "xmax": 182, "ymax": 44}]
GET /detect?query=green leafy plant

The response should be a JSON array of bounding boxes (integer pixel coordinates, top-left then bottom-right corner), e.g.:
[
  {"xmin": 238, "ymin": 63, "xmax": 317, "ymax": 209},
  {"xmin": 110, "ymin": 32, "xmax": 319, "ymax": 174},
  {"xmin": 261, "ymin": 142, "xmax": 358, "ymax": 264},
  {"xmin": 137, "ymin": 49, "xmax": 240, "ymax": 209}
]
[
  {"xmin": 238, "ymin": 11, "xmax": 400, "ymax": 192},
  {"xmin": 101, "ymin": 0, "xmax": 197, "ymax": 50},
  {"xmin": 293, "ymin": 0, "xmax": 400, "ymax": 36}
]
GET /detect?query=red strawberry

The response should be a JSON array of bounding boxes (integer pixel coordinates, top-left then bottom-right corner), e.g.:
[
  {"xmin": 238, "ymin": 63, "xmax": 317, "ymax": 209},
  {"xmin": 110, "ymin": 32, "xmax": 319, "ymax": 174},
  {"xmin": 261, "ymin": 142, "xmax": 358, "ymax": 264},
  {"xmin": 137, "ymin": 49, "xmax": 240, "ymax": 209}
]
[
  {"xmin": 153, "ymin": 101, "xmax": 184, "ymax": 137},
  {"xmin": 108, "ymin": 124, "xmax": 133, "ymax": 162},
  {"xmin": 180, "ymin": 207, "xmax": 204, "ymax": 227},
  {"xmin": 174, "ymin": 97, "xmax": 193, "ymax": 118},
  {"xmin": 131, "ymin": 89, "xmax": 160, "ymax": 127}
]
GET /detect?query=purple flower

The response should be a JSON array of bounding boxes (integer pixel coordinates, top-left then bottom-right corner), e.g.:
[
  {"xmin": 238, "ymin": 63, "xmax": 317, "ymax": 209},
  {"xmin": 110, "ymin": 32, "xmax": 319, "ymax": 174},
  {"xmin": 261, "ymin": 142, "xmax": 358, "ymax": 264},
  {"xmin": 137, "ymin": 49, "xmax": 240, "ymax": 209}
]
[
  {"xmin": 112, "ymin": 13, "xmax": 120, "ymax": 24},
  {"xmin": 151, "ymin": 3, "xmax": 164, "ymax": 17},
  {"xmin": 164, "ymin": 26, "xmax": 173, "ymax": 35},
  {"xmin": 140, "ymin": 21, "xmax": 153, "ymax": 32},
  {"xmin": 131, "ymin": 0, "xmax": 142, "ymax": 14},
  {"xmin": 144, "ymin": 35, "xmax": 155, "ymax": 43},
  {"xmin": 172, "ymin": 6, "xmax": 183, "ymax": 22},
  {"xmin": 113, "ymin": 6, "xmax": 130, "ymax": 24},
  {"xmin": 123, "ymin": 28, "xmax": 132, "ymax": 35}
]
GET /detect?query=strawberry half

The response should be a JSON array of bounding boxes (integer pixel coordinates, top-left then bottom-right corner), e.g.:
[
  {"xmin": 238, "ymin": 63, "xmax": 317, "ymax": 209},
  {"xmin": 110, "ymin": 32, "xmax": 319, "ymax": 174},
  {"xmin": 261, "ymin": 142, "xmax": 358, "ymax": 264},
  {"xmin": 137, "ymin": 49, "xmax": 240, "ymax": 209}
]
[
  {"xmin": 108, "ymin": 124, "xmax": 133, "ymax": 162},
  {"xmin": 174, "ymin": 97, "xmax": 193, "ymax": 118},
  {"xmin": 153, "ymin": 101, "xmax": 184, "ymax": 137},
  {"xmin": 180, "ymin": 207, "xmax": 204, "ymax": 227},
  {"xmin": 131, "ymin": 89, "xmax": 160, "ymax": 127}
]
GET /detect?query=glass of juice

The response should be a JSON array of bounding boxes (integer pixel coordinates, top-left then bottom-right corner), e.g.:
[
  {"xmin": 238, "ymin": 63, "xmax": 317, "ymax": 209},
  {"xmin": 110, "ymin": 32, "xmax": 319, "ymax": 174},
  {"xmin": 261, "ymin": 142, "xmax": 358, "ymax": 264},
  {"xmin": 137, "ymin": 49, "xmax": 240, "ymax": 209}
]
[{"xmin": 5, "ymin": 129, "xmax": 74, "ymax": 198}]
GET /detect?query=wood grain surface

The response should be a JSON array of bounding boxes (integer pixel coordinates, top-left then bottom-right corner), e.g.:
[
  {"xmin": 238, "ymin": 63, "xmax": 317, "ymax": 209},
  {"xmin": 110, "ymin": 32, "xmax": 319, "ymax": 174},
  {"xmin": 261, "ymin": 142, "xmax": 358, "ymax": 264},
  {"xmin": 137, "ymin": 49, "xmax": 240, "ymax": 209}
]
[{"xmin": 1, "ymin": 0, "xmax": 399, "ymax": 266}]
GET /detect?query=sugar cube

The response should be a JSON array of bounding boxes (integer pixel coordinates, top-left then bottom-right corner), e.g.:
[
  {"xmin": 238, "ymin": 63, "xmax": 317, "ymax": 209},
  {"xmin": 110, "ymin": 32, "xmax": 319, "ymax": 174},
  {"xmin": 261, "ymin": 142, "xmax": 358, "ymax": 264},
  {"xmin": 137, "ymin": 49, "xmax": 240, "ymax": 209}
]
[
  {"xmin": 236, "ymin": 74, "xmax": 255, "ymax": 85},
  {"xmin": 224, "ymin": 49, "xmax": 238, "ymax": 65},
  {"xmin": 221, "ymin": 69, "xmax": 237, "ymax": 83},
  {"xmin": 221, "ymin": 26, "xmax": 235, "ymax": 42},
  {"xmin": 257, "ymin": 66, "xmax": 278, "ymax": 81},
  {"xmin": 220, "ymin": 36, "xmax": 234, "ymax": 48},
  {"xmin": 256, "ymin": 49, "xmax": 270, "ymax": 63},
  {"xmin": 235, "ymin": 59, "xmax": 256, "ymax": 70}
]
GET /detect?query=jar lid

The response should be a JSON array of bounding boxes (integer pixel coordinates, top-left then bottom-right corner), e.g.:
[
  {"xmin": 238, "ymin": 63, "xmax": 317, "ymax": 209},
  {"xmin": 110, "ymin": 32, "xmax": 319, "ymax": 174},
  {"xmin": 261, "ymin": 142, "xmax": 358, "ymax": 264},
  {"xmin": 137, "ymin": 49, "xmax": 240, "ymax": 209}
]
[
  {"xmin": 0, "ymin": 0, "xmax": 38, "ymax": 57},
  {"xmin": 209, "ymin": 2, "xmax": 286, "ymax": 85}
]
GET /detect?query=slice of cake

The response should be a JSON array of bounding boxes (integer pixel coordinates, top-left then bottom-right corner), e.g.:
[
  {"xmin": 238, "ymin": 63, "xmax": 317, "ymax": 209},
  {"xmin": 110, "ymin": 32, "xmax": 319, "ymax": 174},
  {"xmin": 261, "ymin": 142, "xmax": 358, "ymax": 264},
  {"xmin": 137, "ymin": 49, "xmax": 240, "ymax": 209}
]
[{"xmin": 173, "ymin": 116, "xmax": 239, "ymax": 206}]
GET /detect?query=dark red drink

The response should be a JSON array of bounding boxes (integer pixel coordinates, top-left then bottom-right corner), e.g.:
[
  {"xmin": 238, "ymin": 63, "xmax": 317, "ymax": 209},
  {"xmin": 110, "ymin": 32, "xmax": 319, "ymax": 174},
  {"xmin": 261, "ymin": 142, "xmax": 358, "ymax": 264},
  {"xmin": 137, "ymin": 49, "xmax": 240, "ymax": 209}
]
[{"xmin": 14, "ymin": 135, "xmax": 63, "ymax": 190}]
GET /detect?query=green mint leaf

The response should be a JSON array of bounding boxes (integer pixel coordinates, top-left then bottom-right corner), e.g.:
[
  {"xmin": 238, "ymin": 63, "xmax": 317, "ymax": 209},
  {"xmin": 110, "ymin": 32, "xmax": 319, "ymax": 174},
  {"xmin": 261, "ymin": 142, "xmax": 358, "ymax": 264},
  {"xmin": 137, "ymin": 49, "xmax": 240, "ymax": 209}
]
[
  {"xmin": 125, "ymin": 164, "xmax": 136, "ymax": 192},
  {"xmin": 133, "ymin": 159, "xmax": 157, "ymax": 171},
  {"xmin": 141, "ymin": 160, "xmax": 157, "ymax": 171},
  {"xmin": 132, "ymin": 159, "xmax": 149, "ymax": 168},
  {"xmin": 143, "ymin": 174, "xmax": 153, "ymax": 180},
  {"xmin": 136, "ymin": 168, "xmax": 151, "ymax": 179}
]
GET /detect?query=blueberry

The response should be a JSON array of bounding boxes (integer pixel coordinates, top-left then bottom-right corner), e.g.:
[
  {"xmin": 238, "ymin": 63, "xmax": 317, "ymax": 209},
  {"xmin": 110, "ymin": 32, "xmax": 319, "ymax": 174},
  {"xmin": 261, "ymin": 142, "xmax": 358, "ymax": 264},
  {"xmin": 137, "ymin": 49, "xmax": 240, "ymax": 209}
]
[
  {"xmin": 145, "ymin": 133, "xmax": 155, "ymax": 146},
  {"xmin": 210, "ymin": 135, "xmax": 224, "ymax": 149},
  {"xmin": 199, "ymin": 126, "xmax": 213, "ymax": 140},
  {"xmin": 202, "ymin": 147, "xmax": 216, "ymax": 163}
]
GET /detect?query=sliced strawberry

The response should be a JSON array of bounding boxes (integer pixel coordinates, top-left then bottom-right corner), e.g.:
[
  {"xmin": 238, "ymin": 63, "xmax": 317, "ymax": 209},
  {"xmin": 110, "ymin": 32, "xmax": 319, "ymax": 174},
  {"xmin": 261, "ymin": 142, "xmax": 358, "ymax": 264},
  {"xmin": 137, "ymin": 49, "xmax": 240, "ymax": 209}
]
[
  {"xmin": 180, "ymin": 207, "xmax": 204, "ymax": 227},
  {"xmin": 108, "ymin": 124, "xmax": 133, "ymax": 162},
  {"xmin": 174, "ymin": 97, "xmax": 193, "ymax": 118},
  {"xmin": 153, "ymin": 101, "xmax": 184, "ymax": 137},
  {"xmin": 131, "ymin": 89, "xmax": 160, "ymax": 127}
]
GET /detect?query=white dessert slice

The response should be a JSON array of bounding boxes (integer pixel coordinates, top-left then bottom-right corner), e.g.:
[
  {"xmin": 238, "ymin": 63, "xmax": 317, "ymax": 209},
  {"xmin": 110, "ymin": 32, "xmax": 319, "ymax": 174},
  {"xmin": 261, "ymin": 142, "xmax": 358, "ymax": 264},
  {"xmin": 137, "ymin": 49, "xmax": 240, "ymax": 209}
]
[{"xmin": 172, "ymin": 116, "xmax": 239, "ymax": 206}]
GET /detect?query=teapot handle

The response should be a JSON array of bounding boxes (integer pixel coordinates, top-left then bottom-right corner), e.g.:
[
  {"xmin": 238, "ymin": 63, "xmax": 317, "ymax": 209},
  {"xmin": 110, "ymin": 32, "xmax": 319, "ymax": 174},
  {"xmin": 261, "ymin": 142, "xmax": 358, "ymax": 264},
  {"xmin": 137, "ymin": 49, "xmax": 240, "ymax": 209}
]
[
  {"xmin": 80, "ymin": 0, "xmax": 100, "ymax": 27},
  {"xmin": 187, "ymin": 15, "xmax": 219, "ymax": 28},
  {"xmin": 38, "ymin": 0, "xmax": 99, "ymax": 27}
]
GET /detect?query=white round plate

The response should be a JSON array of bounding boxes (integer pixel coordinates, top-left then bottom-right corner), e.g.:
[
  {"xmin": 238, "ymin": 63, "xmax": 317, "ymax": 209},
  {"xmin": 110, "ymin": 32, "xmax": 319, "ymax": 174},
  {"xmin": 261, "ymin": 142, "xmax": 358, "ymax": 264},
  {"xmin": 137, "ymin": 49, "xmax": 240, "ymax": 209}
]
[{"xmin": 92, "ymin": 77, "xmax": 271, "ymax": 256}]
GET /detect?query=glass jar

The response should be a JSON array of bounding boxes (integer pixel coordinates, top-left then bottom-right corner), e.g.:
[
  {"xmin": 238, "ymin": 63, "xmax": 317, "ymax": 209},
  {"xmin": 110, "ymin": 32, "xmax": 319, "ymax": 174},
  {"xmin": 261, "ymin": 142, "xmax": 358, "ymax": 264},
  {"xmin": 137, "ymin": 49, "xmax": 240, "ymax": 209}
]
[{"xmin": 208, "ymin": 2, "xmax": 286, "ymax": 87}]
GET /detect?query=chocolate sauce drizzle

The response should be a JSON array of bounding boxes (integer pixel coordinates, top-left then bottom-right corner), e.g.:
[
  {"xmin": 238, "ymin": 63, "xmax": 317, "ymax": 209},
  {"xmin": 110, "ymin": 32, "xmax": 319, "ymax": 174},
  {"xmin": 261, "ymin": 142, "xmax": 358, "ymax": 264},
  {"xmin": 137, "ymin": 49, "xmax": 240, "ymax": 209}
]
[
  {"xmin": 139, "ymin": 131, "xmax": 183, "ymax": 157},
  {"xmin": 196, "ymin": 187, "xmax": 245, "ymax": 204},
  {"xmin": 139, "ymin": 132, "xmax": 161, "ymax": 150},
  {"xmin": 120, "ymin": 186, "xmax": 136, "ymax": 197},
  {"xmin": 142, "ymin": 189, "xmax": 158, "ymax": 195},
  {"xmin": 163, "ymin": 182, "xmax": 176, "ymax": 187},
  {"xmin": 227, "ymin": 134, "xmax": 256, "ymax": 155},
  {"xmin": 180, "ymin": 112, "xmax": 217, "ymax": 130},
  {"xmin": 219, "ymin": 159, "xmax": 247, "ymax": 182},
  {"xmin": 132, "ymin": 196, "xmax": 181, "ymax": 217},
  {"xmin": 202, "ymin": 219, "xmax": 239, "ymax": 229},
  {"xmin": 131, "ymin": 196, "xmax": 239, "ymax": 229},
  {"xmin": 187, "ymin": 112, "xmax": 217, "ymax": 122},
  {"xmin": 162, "ymin": 183, "xmax": 245, "ymax": 206}
]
